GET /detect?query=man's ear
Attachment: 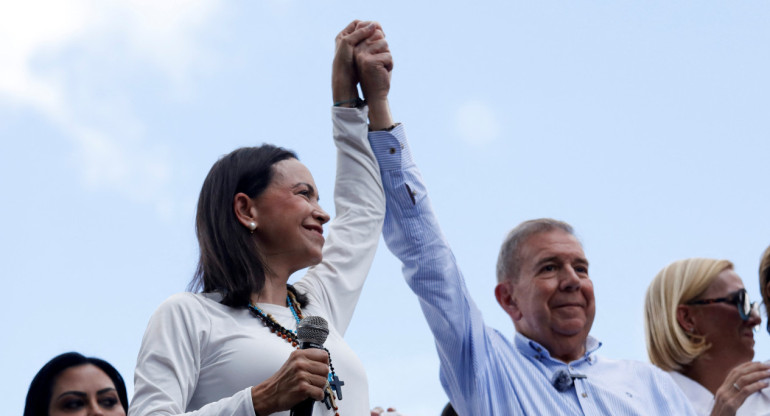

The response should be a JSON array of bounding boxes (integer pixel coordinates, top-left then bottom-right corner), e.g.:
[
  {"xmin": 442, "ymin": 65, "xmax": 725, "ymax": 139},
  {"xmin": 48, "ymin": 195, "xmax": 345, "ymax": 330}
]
[
  {"xmin": 676, "ymin": 304, "xmax": 697, "ymax": 334},
  {"xmin": 233, "ymin": 192, "xmax": 259, "ymax": 231},
  {"xmin": 495, "ymin": 280, "xmax": 522, "ymax": 321}
]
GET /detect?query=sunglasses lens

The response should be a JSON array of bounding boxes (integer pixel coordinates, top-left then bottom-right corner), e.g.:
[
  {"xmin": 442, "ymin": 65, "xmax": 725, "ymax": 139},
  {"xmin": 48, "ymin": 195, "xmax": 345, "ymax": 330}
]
[{"xmin": 738, "ymin": 291, "xmax": 753, "ymax": 321}]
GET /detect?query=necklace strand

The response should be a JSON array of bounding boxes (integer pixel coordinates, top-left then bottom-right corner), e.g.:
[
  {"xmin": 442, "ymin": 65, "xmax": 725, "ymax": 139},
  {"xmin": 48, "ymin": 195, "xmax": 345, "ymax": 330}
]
[
  {"xmin": 248, "ymin": 293, "xmax": 302, "ymax": 347},
  {"xmin": 248, "ymin": 290, "xmax": 342, "ymax": 415}
]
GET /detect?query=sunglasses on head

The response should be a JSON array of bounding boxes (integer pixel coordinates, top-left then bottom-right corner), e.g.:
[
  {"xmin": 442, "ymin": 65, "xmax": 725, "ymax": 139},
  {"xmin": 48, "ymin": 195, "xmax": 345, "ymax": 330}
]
[{"xmin": 685, "ymin": 288, "xmax": 757, "ymax": 321}]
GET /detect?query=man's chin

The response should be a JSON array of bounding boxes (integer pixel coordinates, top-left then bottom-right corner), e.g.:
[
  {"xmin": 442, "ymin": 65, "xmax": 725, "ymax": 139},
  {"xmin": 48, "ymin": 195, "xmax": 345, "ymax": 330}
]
[
  {"xmin": 552, "ymin": 308, "xmax": 586, "ymax": 322},
  {"xmin": 553, "ymin": 321, "xmax": 589, "ymax": 337}
]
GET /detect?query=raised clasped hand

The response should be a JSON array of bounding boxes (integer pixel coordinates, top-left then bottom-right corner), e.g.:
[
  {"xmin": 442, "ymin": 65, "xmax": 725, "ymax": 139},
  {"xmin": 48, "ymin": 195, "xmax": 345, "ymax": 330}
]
[
  {"xmin": 332, "ymin": 20, "xmax": 377, "ymax": 104},
  {"xmin": 352, "ymin": 21, "xmax": 392, "ymax": 105}
]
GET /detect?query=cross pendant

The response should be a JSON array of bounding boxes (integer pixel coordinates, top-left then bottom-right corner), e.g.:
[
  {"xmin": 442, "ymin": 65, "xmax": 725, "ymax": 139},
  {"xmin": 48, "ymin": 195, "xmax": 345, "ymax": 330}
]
[
  {"xmin": 322, "ymin": 389, "xmax": 333, "ymax": 410},
  {"xmin": 329, "ymin": 374, "xmax": 345, "ymax": 400}
]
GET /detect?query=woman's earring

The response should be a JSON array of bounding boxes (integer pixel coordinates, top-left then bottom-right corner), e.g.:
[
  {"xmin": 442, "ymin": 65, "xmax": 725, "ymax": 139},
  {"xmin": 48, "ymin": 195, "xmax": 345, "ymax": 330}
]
[{"xmin": 248, "ymin": 222, "xmax": 257, "ymax": 233}]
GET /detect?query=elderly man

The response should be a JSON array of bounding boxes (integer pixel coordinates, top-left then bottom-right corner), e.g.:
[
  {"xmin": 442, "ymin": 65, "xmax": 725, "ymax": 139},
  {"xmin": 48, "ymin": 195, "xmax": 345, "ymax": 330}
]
[
  {"xmin": 362, "ymin": 143, "xmax": 701, "ymax": 414},
  {"xmin": 366, "ymin": 139, "xmax": 698, "ymax": 415},
  {"xmin": 355, "ymin": 21, "xmax": 696, "ymax": 415}
]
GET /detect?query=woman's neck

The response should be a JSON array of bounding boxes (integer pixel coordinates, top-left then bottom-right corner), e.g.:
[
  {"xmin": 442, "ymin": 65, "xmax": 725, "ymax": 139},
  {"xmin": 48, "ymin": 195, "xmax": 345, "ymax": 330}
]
[
  {"xmin": 250, "ymin": 275, "xmax": 290, "ymax": 306},
  {"xmin": 682, "ymin": 351, "xmax": 749, "ymax": 395}
]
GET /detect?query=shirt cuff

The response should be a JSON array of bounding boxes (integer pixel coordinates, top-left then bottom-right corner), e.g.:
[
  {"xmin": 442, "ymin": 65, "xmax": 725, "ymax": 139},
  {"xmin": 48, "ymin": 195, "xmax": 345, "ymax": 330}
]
[{"xmin": 368, "ymin": 124, "xmax": 412, "ymax": 171}]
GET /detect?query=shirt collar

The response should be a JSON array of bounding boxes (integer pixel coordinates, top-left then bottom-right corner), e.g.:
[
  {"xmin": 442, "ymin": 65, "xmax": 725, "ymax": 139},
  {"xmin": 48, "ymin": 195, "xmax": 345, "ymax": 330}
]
[{"xmin": 513, "ymin": 332, "xmax": 602, "ymax": 365}]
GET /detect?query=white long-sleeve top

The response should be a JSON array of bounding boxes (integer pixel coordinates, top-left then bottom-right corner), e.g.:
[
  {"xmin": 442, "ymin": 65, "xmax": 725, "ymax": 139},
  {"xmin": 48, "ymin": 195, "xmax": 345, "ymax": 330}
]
[
  {"xmin": 128, "ymin": 106, "xmax": 385, "ymax": 416},
  {"xmin": 669, "ymin": 370, "xmax": 770, "ymax": 416}
]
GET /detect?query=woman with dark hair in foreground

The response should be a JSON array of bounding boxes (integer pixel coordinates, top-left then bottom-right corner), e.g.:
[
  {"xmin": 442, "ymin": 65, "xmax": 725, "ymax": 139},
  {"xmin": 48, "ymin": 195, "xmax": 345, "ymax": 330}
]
[
  {"xmin": 129, "ymin": 20, "xmax": 395, "ymax": 416},
  {"xmin": 25, "ymin": 352, "xmax": 128, "ymax": 416}
]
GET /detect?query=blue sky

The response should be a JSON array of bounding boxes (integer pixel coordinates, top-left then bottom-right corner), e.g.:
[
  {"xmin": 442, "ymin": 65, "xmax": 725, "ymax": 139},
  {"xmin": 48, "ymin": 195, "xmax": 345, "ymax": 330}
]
[{"xmin": 3, "ymin": 2, "xmax": 770, "ymax": 415}]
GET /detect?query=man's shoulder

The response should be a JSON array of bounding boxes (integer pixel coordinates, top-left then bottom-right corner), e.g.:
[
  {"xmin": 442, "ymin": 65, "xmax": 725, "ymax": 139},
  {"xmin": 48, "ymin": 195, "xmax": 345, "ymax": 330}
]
[
  {"xmin": 592, "ymin": 355, "xmax": 676, "ymax": 383},
  {"xmin": 589, "ymin": 355, "xmax": 695, "ymax": 414}
]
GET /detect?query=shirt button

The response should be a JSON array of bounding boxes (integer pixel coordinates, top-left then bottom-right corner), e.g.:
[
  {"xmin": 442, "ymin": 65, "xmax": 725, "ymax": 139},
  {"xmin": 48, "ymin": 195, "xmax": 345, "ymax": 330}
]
[
  {"xmin": 389, "ymin": 148, "xmax": 396, "ymax": 154},
  {"xmin": 581, "ymin": 393, "xmax": 588, "ymax": 398}
]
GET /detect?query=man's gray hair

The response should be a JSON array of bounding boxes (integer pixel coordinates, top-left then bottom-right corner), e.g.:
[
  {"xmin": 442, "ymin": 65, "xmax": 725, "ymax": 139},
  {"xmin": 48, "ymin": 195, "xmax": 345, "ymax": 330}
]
[{"xmin": 496, "ymin": 218, "xmax": 576, "ymax": 283}]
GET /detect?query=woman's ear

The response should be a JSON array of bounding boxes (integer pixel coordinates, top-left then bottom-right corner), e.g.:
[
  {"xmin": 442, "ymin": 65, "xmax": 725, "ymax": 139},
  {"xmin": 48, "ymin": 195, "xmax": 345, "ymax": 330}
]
[
  {"xmin": 676, "ymin": 304, "xmax": 697, "ymax": 334},
  {"xmin": 233, "ymin": 192, "xmax": 258, "ymax": 232},
  {"xmin": 495, "ymin": 280, "xmax": 522, "ymax": 321}
]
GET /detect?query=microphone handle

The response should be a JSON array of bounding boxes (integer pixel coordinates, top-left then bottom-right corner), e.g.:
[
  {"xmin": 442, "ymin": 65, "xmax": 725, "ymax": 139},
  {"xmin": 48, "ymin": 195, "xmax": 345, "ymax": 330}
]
[
  {"xmin": 289, "ymin": 398, "xmax": 314, "ymax": 416},
  {"xmin": 289, "ymin": 341, "xmax": 325, "ymax": 416}
]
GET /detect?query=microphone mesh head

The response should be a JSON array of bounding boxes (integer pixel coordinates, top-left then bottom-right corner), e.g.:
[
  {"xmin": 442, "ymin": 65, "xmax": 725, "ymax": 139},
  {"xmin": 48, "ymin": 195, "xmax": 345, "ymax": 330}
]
[{"xmin": 297, "ymin": 315, "xmax": 329, "ymax": 345}]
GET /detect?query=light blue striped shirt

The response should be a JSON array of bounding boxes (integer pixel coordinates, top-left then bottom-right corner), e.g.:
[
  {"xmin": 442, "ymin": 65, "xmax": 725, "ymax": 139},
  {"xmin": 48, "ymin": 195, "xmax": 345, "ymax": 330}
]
[{"xmin": 369, "ymin": 126, "xmax": 696, "ymax": 416}]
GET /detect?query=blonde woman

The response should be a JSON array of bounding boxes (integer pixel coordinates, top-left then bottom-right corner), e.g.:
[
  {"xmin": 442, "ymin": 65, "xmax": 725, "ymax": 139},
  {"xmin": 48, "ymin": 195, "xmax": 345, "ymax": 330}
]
[
  {"xmin": 645, "ymin": 258, "xmax": 770, "ymax": 415},
  {"xmin": 760, "ymin": 246, "xmax": 770, "ymax": 333}
]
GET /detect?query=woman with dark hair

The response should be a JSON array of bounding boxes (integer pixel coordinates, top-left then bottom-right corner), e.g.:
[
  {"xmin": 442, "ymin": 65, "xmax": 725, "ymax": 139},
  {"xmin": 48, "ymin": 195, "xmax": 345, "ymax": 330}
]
[
  {"xmin": 129, "ymin": 21, "xmax": 394, "ymax": 416},
  {"xmin": 25, "ymin": 352, "xmax": 128, "ymax": 416}
]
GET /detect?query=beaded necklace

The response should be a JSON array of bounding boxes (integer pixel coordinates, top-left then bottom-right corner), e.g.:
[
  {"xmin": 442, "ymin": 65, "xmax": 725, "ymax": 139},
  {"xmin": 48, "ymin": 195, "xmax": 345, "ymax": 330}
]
[
  {"xmin": 248, "ymin": 292, "xmax": 302, "ymax": 347},
  {"xmin": 248, "ymin": 290, "xmax": 343, "ymax": 415}
]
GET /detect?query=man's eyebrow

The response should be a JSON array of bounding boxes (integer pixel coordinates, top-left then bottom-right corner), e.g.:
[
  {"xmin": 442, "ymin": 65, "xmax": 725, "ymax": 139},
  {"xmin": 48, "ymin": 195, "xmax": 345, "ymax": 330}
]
[
  {"xmin": 533, "ymin": 256, "xmax": 589, "ymax": 268},
  {"xmin": 533, "ymin": 256, "xmax": 559, "ymax": 268}
]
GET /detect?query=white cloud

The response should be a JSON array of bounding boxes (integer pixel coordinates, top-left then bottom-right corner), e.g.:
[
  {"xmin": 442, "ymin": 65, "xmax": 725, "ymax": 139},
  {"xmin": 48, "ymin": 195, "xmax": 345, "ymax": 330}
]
[
  {"xmin": 100, "ymin": 0, "xmax": 221, "ymax": 90},
  {"xmin": 0, "ymin": 1, "xmax": 89, "ymax": 111},
  {"xmin": 0, "ymin": 0, "xmax": 221, "ymax": 215},
  {"xmin": 455, "ymin": 99, "xmax": 501, "ymax": 146}
]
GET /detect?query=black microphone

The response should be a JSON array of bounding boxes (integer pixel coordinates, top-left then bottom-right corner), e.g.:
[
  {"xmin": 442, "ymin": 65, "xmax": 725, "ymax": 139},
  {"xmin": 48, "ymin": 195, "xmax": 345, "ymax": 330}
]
[
  {"xmin": 290, "ymin": 316, "xmax": 329, "ymax": 416},
  {"xmin": 551, "ymin": 368, "xmax": 587, "ymax": 392}
]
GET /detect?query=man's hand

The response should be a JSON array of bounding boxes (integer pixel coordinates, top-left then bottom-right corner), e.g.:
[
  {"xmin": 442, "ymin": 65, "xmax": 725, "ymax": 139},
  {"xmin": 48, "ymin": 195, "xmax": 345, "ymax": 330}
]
[
  {"xmin": 333, "ymin": 20, "xmax": 377, "ymax": 104},
  {"xmin": 353, "ymin": 21, "xmax": 394, "ymax": 130}
]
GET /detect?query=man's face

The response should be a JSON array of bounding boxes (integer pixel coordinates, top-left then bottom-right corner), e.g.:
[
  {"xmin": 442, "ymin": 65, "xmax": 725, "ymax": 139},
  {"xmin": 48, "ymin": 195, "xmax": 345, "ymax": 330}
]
[{"xmin": 499, "ymin": 229, "xmax": 595, "ymax": 361}]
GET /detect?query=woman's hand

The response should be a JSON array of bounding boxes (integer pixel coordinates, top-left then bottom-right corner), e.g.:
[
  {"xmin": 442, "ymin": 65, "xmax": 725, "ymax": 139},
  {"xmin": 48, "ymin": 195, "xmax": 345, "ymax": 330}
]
[
  {"xmin": 251, "ymin": 349, "xmax": 330, "ymax": 415},
  {"xmin": 710, "ymin": 361, "xmax": 770, "ymax": 416},
  {"xmin": 332, "ymin": 20, "xmax": 377, "ymax": 104}
]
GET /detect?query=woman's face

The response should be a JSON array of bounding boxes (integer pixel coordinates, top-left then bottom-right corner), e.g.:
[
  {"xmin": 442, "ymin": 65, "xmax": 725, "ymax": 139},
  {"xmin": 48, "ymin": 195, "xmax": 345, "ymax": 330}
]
[
  {"xmin": 691, "ymin": 269, "xmax": 760, "ymax": 362},
  {"xmin": 49, "ymin": 364, "xmax": 125, "ymax": 416},
  {"xmin": 252, "ymin": 159, "xmax": 330, "ymax": 275}
]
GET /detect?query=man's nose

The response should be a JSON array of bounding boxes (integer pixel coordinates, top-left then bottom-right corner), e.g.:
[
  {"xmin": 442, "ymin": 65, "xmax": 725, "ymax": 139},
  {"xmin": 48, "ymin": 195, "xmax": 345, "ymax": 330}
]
[{"xmin": 559, "ymin": 266, "xmax": 581, "ymax": 291}]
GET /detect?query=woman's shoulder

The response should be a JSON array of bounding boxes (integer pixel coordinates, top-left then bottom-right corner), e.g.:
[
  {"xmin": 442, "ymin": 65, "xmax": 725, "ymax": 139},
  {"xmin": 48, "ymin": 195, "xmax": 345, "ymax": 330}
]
[{"xmin": 151, "ymin": 292, "xmax": 227, "ymax": 321}]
